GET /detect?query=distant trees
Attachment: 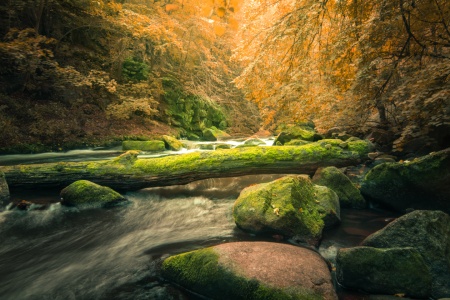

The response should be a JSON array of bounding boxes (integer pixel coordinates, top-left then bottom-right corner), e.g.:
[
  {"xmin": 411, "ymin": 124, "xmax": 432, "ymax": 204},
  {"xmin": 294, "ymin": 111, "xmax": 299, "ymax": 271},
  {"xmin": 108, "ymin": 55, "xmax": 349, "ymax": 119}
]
[{"xmin": 234, "ymin": 0, "xmax": 450, "ymax": 145}]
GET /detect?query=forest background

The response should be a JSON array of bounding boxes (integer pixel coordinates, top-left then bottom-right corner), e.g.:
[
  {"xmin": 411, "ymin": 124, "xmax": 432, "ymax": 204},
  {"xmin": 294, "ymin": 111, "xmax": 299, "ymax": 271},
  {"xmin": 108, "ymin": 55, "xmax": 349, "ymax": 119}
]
[{"xmin": 0, "ymin": 0, "xmax": 449, "ymax": 154}]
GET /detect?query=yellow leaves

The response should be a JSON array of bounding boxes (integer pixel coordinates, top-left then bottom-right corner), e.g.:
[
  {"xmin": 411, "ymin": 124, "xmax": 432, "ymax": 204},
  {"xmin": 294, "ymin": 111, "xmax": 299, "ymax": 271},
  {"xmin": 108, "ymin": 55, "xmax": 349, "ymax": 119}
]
[
  {"xmin": 214, "ymin": 24, "xmax": 226, "ymax": 36},
  {"xmin": 165, "ymin": 4, "xmax": 179, "ymax": 12},
  {"xmin": 217, "ymin": 7, "xmax": 226, "ymax": 17}
]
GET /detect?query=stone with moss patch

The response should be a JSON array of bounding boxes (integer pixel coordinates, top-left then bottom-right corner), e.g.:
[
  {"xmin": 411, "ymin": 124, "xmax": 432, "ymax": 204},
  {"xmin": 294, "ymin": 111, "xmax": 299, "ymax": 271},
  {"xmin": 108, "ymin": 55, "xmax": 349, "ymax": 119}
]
[
  {"xmin": 314, "ymin": 185, "xmax": 340, "ymax": 228},
  {"xmin": 273, "ymin": 126, "xmax": 321, "ymax": 145},
  {"xmin": 202, "ymin": 126, "xmax": 230, "ymax": 141},
  {"xmin": 361, "ymin": 148, "xmax": 450, "ymax": 213},
  {"xmin": 285, "ymin": 139, "xmax": 312, "ymax": 146},
  {"xmin": 337, "ymin": 246, "xmax": 431, "ymax": 298},
  {"xmin": 244, "ymin": 138, "xmax": 266, "ymax": 146},
  {"xmin": 362, "ymin": 210, "xmax": 450, "ymax": 299},
  {"xmin": 187, "ymin": 133, "xmax": 200, "ymax": 141},
  {"xmin": 233, "ymin": 176, "xmax": 325, "ymax": 246},
  {"xmin": 215, "ymin": 143, "xmax": 232, "ymax": 150},
  {"xmin": 312, "ymin": 166, "xmax": 366, "ymax": 208},
  {"xmin": 162, "ymin": 135, "xmax": 183, "ymax": 151},
  {"xmin": 60, "ymin": 180, "xmax": 127, "ymax": 208},
  {"xmin": 161, "ymin": 242, "xmax": 337, "ymax": 300},
  {"xmin": 199, "ymin": 144, "xmax": 215, "ymax": 150},
  {"xmin": 0, "ymin": 168, "xmax": 10, "ymax": 202},
  {"xmin": 122, "ymin": 140, "xmax": 165, "ymax": 151}
]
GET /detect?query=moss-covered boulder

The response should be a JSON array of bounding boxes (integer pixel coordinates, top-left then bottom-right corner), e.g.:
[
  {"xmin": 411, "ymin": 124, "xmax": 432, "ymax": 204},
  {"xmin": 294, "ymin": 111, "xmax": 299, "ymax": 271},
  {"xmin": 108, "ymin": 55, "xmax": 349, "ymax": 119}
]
[
  {"xmin": 360, "ymin": 148, "xmax": 450, "ymax": 213},
  {"xmin": 199, "ymin": 144, "xmax": 215, "ymax": 150},
  {"xmin": 162, "ymin": 135, "xmax": 183, "ymax": 151},
  {"xmin": 0, "ymin": 168, "xmax": 10, "ymax": 202},
  {"xmin": 244, "ymin": 138, "xmax": 266, "ymax": 146},
  {"xmin": 233, "ymin": 176, "xmax": 324, "ymax": 246},
  {"xmin": 202, "ymin": 127, "xmax": 230, "ymax": 141},
  {"xmin": 273, "ymin": 126, "xmax": 321, "ymax": 145},
  {"xmin": 187, "ymin": 132, "xmax": 200, "ymax": 141},
  {"xmin": 161, "ymin": 242, "xmax": 338, "ymax": 300},
  {"xmin": 60, "ymin": 180, "xmax": 127, "ymax": 208},
  {"xmin": 312, "ymin": 166, "xmax": 366, "ymax": 208},
  {"xmin": 215, "ymin": 143, "xmax": 232, "ymax": 150},
  {"xmin": 361, "ymin": 210, "xmax": 450, "ymax": 299},
  {"xmin": 336, "ymin": 246, "xmax": 431, "ymax": 298},
  {"xmin": 314, "ymin": 185, "xmax": 340, "ymax": 228},
  {"xmin": 122, "ymin": 140, "xmax": 165, "ymax": 151},
  {"xmin": 285, "ymin": 139, "xmax": 312, "ymax": 146}
]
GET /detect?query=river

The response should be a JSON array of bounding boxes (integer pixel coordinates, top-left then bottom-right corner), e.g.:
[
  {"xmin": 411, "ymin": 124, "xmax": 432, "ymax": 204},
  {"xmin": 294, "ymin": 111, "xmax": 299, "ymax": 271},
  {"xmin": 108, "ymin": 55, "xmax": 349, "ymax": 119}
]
[{"xmin": 0, "ymin": 139, "xmax": 398, "ymax": 300}]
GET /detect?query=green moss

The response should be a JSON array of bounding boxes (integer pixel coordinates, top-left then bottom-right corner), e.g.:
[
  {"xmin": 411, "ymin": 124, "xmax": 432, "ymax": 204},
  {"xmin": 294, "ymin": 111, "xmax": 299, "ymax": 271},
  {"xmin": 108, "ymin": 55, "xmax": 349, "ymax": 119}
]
[
  {"xmin": 60, "ymin": 180, "xmax": 126, "ymax": 207},
  {"xmin": 122, "ymin": 140, "xmax": 165, "ymax": 151},
  {"xmin": 162, "ymin": 247, "xmax": 326, "ymax": 300},
  {"xmin": 162, "ymin": 135, "xmax": 183, "ymax": 151},
  {"xmin": 215, "ymin": 143, "xmax": 232, "ymax": 150},
  {"xmin": 285, "ymin": 139, "xmax": 312, "ymax": 146},
  {"xmin": 233, "ymin": 176, "xmax": 324, "ymax": 242},
  {"xmin": 203, "ymin": 127, "xmax": 230, "ymax": 141}
]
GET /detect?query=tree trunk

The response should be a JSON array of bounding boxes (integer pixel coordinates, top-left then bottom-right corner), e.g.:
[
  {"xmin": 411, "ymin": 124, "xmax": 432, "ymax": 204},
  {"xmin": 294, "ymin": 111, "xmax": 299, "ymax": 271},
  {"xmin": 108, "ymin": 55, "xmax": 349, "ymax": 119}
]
[{"xmin": 2, "ymin": 140, "xmax": 372, "ymax": 191}]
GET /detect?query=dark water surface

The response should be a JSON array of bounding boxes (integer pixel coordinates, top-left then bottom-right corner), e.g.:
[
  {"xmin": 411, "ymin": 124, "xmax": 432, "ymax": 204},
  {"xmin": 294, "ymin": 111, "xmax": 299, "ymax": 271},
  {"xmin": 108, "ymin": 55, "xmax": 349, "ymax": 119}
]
[{"xmin": 0, "ymin": 147, "xmax": 398, "ymax": 300}]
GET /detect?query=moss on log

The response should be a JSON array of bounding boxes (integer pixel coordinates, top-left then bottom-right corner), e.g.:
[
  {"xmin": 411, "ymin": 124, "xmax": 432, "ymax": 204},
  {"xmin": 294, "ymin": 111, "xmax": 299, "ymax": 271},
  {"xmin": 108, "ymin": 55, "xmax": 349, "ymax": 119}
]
[{"xmin": 2, "ymin": 140, "xmax": 372, "ymax": 191}]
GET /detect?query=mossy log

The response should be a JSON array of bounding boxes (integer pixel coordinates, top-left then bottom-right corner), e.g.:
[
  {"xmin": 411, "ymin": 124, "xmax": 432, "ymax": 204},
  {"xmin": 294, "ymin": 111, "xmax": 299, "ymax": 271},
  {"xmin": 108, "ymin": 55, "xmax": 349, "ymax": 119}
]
[{"xmin": 2, "ymin": 140, "xmax": 372, "ymax": 191}]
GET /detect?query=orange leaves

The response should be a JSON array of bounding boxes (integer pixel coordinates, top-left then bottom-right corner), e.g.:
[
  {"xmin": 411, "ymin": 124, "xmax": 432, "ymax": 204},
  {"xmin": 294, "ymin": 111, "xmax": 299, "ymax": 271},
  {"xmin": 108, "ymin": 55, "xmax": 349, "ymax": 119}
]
[
  {"xmin": 217, "ymin": 7, "xmax": 226, "ymax": 17},
  {"xmin": 165, "ymin": 4, "xmax": 179, "ymax": 12}
]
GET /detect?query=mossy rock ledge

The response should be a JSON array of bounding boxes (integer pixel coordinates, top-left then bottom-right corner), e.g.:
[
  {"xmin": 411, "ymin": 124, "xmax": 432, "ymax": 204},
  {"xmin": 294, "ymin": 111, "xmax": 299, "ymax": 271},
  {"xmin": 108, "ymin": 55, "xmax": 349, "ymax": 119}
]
[
  {"xmin": 122, "ymin": 140, "xmax": 165, "ymax": 151},
  {"xmin": 162, "ymin": 135, "xmax": 183, "ymax": 151},
  {"xmin": 361, "ymin": 210, "xmax": 450, "ymax": 299},
  {"xmin": 60, "ymin": 180, "xmax": 127, "ymax": 208},
  {"xmin": 233, "ymin": 175, "xmax": 325, "ymax": 246},
  {"xmin": 3, "ymin": 139, "xmax": 373, "ymax": 191},
  {"xmin": 337, "ymin": 246, "xmax": 431, "ymax": 298},
  {"xmin": 360, "ymin": 148, "xmax": 450, "ymax": 214},
  {"xmin": 0, "ymin": 168, "xmax": 10, "ymax": 202},
  {"xmin": 312, "ymin": 166, "xmax": 366, "ymax": 208},
  {"xmin": 244, "ymin": 138, "xmax": 266, "ymax": 146},
  {"xmin": 161, "ymin": 241, "xmax": 338, "ymax": 300}
]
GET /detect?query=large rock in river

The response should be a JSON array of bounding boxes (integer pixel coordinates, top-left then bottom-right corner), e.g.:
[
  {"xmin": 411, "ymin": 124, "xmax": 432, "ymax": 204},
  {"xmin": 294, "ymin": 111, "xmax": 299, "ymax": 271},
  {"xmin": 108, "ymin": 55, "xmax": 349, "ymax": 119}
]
[
  {"xmin": 233, "ymin": 176, "xmax": 324, "ymax": 246},
  {"xmin": 162, "ymin": 135, "xmax": 183, "ymax": 151},
  {"xmin": 161, "ymin": 241, "xmax": 338, "ymax": 300},
  {"xmin": 312, "ymin": 166, "xmax": 366, "ymax": 208},
  {"xmin": 361, "ymin": 210, "xmax": 450, "ymax": 299},
  {"xmin": 361, "ymin": 148, "xmax": 450, "ymax": 213},
  {"xmin": 122, "ymin": 140, "xmax": 165, "ymax": 151},
  {"xmin": 336, "ymin": 246, "xmax": 431, "ymax": 298},
  {"xmin": 61, "ymin": 180, "xmax": 127, "ymax": 208},
  {"xmin": 314, "ymin": 185, "xmax": 340, "ymax": 228},
  {"xmin": 0, "ymin": 168, "xmax": 10, "ymax": 202},
  {"xmin": 202, "ymin": 126, "xmax": 230, "ymax": 141}
]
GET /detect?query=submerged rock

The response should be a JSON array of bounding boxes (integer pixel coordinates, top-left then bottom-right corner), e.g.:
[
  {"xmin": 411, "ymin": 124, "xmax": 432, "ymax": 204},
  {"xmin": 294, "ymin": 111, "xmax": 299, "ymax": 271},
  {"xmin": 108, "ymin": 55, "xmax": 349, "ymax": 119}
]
[
  {"xmin": 361, "ymin": 210, "xmax": 450, "ymax": 299},
  {"xmin": 233, "ymin": 176, "xmax": 324, "ymax": 246},
  {"xmin": 60, "ymin": 180, "xmax": 127, "ymax": 208},
  {"xmin": 122, "ymin": 140, "xmax": 165, "ymax": 151},
  {"xmin": 0, "ymin": 168, "xmax": 10, "ymax": 202},
  {"xmin": 215, "ymin": 143, "xmax": 232, "ymax": 150},
  {"xmin": 314, "ymin": 185, "xmax": 340, "ymax": 228},
  {"xmin": 244, "ymin": 138, "xmax": 266, "ymax": 146},
  {"xmin": 199, "ymin": 144, "xmax": 215, "ymax": 150},
  {"xmin": 312, "ymin": 166, "xmax": 366, "ymax": 208},
  {"xmin": 361, "ymin": 148, "xmax": 450, "ymax": 213},
  {"xmin": 162, "ymin": 135, "xmax": 183, "ymax": 151},
  {"xmin": 336, "ymin": 246, "xmax": 431, "ymax": 298},
  {"xmin": 202, "ymin": 127, "xmax": 230, "ymax": 141},
  {"xmin": 161, "ymin": 241, "xmax": 337, "ymax": 300},
  {"xmin": 285, "ymin": 139, "xmax": 312, "ymax": 146}
]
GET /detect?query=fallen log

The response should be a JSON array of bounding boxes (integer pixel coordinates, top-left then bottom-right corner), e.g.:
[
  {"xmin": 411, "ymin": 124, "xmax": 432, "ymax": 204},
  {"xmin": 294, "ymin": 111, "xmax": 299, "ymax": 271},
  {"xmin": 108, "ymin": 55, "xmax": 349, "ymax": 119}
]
[{"xmin": 2, "ymin": 139, "xmax": 372, "ymax": 191}]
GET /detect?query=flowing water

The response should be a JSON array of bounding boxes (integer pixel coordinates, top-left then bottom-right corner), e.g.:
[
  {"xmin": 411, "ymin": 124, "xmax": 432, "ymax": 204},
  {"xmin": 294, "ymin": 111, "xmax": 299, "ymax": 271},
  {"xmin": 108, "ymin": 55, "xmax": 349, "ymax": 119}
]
[{"xmin": 0, "ymin": 140, "xmax": 398, "ymax": 300}]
